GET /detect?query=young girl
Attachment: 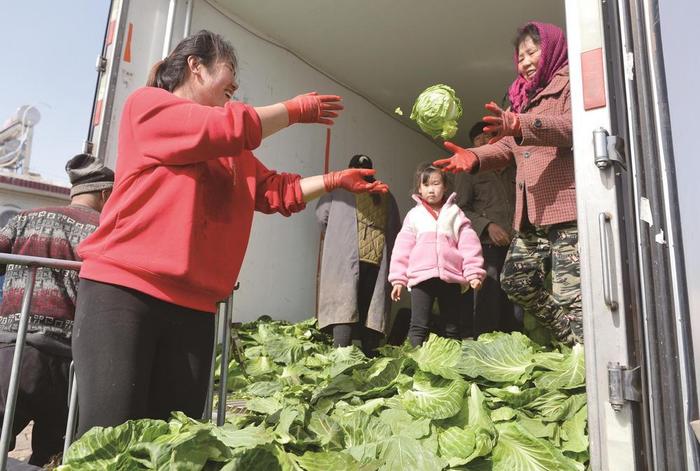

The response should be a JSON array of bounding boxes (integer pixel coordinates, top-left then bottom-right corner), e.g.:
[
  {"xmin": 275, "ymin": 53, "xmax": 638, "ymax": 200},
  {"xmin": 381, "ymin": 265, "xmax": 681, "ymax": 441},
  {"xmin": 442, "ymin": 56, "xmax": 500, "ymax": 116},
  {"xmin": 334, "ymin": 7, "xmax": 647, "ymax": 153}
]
[{"xmin": 389, "ymin": 163, "xmax": 486, "ymax": 346}]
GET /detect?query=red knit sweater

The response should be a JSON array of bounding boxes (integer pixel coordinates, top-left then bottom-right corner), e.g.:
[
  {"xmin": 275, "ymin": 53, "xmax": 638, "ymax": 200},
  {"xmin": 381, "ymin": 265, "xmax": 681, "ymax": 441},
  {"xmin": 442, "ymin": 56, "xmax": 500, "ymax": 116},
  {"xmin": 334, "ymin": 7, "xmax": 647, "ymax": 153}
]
[{"xmin": 78, "ymin": 87, "xmax": 306, "ymax": 312}]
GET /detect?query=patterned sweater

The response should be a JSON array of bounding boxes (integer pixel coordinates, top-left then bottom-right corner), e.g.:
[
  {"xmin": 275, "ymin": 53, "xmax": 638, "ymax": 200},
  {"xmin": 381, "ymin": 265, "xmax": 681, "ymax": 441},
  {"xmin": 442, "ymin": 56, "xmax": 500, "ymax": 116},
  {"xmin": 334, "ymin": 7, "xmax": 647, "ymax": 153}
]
[{"xmin": 0, "ymin": 205, "xmax": 100, "ymax": 357}]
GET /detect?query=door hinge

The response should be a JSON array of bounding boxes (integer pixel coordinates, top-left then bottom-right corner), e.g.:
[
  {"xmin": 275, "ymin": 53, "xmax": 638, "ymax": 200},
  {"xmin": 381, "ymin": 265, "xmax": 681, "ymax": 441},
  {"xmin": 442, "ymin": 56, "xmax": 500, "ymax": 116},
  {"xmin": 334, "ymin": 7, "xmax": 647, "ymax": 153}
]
[
  {"xmin": 96, "ymin": 56, "xmax": 108, "ymax": 73},
  {"xmin": 593, "ymin": 127, "xmax": 627, "ymax": 170},
  {"xmin": 608, "ymin": 362, "xmax": 641, "ymax": 411},
  {"xmin": 82, "ymin": 140, "xmax": 94, "ymax": 155}
]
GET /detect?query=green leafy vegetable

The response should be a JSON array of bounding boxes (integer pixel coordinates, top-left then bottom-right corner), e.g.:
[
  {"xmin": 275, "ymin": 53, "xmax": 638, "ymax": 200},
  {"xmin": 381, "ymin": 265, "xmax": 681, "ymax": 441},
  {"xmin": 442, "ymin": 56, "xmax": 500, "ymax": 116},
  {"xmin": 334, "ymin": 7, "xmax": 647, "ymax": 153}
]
[
  {"xmin": 60, "ymin": 320, "xmax": 588, "ymax": 471},
  {"xmin": 533, "ymin": 343, "xmax": 586, "ymax": 390},
  {"xmin": 401, "ymin": 371, "xmax": 468, "ymax": 419},
  {"xmin": 410, "ymin": 84, "xmax": 463, "ymax": 139},
  {"xmin": 459, "ymin": 332, "xmax": 536, "ymax": 384},
  {"xmin": 381, "ymin": 435, "xmax": 446, "ymax": 471},
  {"xmin": 410, "ymin": 334, "xmax": 463, "ymax": 380},
  {"xmin": 492, "ymin": 422, "xmax": 584, "ymax": 471},
  {"xmin": 560, "ymin": 405, "xmax": 589, "ymax": 453}
]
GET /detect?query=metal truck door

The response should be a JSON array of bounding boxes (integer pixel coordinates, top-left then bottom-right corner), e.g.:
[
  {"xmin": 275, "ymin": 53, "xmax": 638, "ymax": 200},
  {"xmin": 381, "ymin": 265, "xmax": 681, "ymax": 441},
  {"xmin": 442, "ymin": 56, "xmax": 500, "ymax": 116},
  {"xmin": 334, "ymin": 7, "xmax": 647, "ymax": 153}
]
[
  {"xmin": 566, "ymin": 0, "xmax": 700, "ymax": 469},
  {"xmin": 87, "ymin": 0, "xmax": 193, "ymax": 168}
]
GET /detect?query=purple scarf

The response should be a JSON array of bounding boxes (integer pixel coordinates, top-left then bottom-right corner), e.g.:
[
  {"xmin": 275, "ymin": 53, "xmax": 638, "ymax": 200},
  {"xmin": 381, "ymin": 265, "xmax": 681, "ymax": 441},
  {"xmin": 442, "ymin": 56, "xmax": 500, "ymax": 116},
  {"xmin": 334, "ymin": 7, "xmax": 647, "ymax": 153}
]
[{"xmin": 508, "ymin": 22, "xmax": 568, "ymax": 113}]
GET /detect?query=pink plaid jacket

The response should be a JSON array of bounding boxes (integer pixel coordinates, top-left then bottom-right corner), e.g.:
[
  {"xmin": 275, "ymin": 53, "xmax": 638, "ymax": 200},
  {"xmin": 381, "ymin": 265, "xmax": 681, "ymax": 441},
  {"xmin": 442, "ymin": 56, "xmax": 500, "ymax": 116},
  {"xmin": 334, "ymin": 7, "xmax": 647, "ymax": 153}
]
[{"xmin": 471, "ymin": 66, "xmax": 575, "ymax": 231}]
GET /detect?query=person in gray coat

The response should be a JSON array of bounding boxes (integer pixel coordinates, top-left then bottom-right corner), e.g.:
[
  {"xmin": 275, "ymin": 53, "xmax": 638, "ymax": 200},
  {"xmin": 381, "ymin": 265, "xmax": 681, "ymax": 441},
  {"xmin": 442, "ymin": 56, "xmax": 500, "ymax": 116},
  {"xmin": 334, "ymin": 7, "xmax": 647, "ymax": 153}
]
[{"xmin": 315, "ymin": 155, "xmax": 401, "ymax": 356}]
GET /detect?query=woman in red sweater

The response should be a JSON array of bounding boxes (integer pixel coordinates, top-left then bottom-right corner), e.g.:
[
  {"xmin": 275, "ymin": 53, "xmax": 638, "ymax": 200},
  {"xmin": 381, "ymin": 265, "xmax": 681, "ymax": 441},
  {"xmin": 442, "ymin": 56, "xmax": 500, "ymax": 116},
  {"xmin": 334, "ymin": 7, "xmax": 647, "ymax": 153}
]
[{"xmin": 72, "ymin": 30, "xmax": 386, "ymax": 436}]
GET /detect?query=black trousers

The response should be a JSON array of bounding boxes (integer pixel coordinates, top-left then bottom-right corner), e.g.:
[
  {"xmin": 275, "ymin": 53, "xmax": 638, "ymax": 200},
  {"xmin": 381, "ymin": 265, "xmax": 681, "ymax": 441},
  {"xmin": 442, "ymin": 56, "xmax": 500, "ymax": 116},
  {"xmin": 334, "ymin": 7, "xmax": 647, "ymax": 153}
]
[
  {"xmin": 409, "ymin": 278, "xmax": 461, "ymax": 346},
  {"xmin": 72, "ymin": 279, "xmax": 214, "ymax": 438},
  {"xmin": 332, "ymin": 262, "xmax": 383, "ymax": 356},
  {"xmin": 459, "ymin": 290, "xmax": 475, "ymax": 338},
  {"xmin": 473, "ymin": 244, "xmax": 522, "ymax": 336},
  {"xmin": 0, "ymin": 344, "xmax": 70, "ymax": 466}
]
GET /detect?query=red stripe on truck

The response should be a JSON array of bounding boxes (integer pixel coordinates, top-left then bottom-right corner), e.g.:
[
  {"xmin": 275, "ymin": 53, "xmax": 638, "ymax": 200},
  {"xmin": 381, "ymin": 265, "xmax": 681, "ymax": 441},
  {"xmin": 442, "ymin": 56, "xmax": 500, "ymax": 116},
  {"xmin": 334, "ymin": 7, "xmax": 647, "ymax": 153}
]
[
  {"xmin": 93, "ymin": 99, "xmax": 103, "ymax": 127},
  {"xmin": 581, "ymin": 48, "xmax": 606, "ymax": 110},
  {"xmin": 124, "ymin": 23, "xmax": 133, "ymax": 63},
  {"xmin": 106, "ymin": 20, "xmax": 115, "ymax": 46}
]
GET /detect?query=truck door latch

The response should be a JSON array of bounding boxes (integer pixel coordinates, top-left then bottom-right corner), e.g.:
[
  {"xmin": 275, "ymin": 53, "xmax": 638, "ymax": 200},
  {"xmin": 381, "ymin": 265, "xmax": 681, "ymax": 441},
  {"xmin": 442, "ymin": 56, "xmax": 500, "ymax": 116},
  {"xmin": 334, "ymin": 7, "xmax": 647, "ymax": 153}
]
[
  {"xmin": 608, "ymin": 362, "xmax": 641, "ymax": 411},
  {"xmin": 593, "ymin": 128, "xmax": 627, "ymax": 170}
]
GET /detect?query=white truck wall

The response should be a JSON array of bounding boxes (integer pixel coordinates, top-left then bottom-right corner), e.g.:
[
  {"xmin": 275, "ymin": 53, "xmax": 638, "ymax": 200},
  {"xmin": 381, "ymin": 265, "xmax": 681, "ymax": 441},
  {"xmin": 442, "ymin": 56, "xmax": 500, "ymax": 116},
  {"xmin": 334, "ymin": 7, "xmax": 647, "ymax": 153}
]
[
  {"xmin": 114, "ymin": 0, "xmax": 435, "ymax": 323},
  {"xmin": 96, "ymin": 0, "xmax": 172, "ymax": 170},
  {"xmin": 0, "ymin": 187, "xmax": 69, "ymax": 211},
  {"xmin": 565, "ymin": 0, "xmax": 637, "ymax": 468},
  {"xmin": 191, "ymin": 1, "xmax": 434, "ymax": 322}
]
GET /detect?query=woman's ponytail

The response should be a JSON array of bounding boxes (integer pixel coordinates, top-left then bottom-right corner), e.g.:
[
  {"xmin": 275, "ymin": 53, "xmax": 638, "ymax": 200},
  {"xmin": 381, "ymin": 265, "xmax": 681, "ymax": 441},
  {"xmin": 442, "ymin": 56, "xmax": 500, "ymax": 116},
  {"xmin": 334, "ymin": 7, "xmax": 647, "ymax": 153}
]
[{"xmin": 147, "ymin": 59, "xmax": 167, "ymax": 88}]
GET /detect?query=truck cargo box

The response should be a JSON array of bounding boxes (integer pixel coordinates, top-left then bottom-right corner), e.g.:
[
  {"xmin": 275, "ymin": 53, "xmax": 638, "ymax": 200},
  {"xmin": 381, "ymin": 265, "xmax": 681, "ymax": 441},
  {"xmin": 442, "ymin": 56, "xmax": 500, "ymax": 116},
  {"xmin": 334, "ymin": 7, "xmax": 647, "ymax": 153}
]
[{"xmin": 88, "ymin": 1, "xmax": 700, "ymax": 469}]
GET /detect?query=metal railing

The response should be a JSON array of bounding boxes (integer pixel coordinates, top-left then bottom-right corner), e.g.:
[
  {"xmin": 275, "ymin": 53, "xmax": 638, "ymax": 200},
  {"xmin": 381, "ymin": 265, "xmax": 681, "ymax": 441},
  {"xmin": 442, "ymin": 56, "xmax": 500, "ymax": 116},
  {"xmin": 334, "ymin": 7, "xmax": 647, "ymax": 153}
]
[{"xmin": 0, "ymin": 253, "xmax": 234, "ymax": 470}]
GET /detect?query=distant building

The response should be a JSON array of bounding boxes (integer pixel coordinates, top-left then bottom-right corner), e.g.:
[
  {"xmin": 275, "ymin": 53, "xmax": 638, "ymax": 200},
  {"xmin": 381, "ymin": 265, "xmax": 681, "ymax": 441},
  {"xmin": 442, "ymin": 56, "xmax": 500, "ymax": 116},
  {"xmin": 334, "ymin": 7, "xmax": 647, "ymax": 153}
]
[
  {"xmin": 0, "ymin": 172, "xmax": 70, "ymax": 226},
  {"xmin": 0, "ymin": 105, "xmax": 71, "ymax": 224}
]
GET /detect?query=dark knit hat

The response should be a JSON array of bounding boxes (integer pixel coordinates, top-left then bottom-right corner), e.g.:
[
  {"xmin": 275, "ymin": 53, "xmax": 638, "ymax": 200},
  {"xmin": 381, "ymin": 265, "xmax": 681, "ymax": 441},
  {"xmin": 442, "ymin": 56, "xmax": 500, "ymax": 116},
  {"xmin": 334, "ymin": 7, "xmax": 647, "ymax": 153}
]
[
  {"xmin": 348, "ymin": 154, "xmax": 373, "ymax": 169},
  {"xmin": 65, "ymin": 154, "xmax": 115, "ymax": 198},
  {"xmin": 468, "ymin": 121, "xmax": 489, "ymax": 144}
]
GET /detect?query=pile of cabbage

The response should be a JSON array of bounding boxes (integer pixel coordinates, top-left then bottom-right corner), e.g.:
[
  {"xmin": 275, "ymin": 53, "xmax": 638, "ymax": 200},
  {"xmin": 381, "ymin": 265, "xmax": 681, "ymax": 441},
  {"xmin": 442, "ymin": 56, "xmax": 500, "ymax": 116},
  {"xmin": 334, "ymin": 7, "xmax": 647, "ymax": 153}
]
[{"xmin": 59, "ymin": 319, "xmax": 588, "ymax": 470}]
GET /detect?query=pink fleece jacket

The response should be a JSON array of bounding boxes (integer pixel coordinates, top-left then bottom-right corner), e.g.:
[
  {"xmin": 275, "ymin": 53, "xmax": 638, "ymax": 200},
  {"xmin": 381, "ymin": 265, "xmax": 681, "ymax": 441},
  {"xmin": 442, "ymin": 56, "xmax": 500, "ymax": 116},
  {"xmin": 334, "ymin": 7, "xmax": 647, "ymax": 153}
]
[{"xmin": 389, "ymin": 193, "xmax": 486, "ymax": 288}]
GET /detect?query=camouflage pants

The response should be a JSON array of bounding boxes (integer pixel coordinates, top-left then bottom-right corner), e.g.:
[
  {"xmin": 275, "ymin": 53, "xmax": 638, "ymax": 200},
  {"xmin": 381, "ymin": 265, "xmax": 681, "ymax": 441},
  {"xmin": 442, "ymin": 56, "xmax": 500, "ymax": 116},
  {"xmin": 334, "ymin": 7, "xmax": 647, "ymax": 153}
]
[{"xmin": 500, "ymin": 222, "xmax": 583, "ymax": 345}]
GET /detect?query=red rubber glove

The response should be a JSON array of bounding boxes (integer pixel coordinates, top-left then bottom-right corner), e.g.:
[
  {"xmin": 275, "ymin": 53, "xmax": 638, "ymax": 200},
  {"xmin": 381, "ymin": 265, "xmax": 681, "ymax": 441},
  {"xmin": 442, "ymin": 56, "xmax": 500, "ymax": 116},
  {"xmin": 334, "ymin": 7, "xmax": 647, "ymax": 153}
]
[
  {"xmin": 323, "ymin": 169, "xmax": 389, "ymax": 194},
  {"xmin": 482, "ymin": 101, "xmax": 521, "ymax": 144},
  {"xmin": 283, "ymin": 92, "xmax": 344, "ymax": 125},
  {"xmin": 433, "ymin": 141, "xmax": 479, "ymax": 174}
]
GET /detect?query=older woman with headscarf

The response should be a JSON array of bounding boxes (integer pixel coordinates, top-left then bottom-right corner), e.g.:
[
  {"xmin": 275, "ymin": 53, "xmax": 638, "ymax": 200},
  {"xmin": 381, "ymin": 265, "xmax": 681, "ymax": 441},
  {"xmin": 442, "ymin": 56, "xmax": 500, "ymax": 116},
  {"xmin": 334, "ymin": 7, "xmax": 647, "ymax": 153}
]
[{"xmin": 434, "ymin": 22, "xmax": 581, "ymax": 345}]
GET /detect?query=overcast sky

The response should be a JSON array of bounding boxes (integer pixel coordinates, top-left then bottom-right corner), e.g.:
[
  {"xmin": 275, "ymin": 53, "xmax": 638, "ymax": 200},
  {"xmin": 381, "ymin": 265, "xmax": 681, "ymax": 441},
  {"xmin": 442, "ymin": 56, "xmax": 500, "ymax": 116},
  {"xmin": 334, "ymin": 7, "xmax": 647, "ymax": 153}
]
[{"xmin": 0, "ymin": 1, "xmax": 110, "ymax": 185}]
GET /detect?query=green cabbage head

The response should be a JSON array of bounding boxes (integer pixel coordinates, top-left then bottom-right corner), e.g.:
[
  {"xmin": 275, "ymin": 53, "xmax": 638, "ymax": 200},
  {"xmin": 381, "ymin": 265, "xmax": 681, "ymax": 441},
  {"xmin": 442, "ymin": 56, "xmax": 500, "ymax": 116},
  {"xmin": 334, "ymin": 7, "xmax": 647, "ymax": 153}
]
[{"xmin": 410, "ymin": 84, "xmax": 463, "ymax": 140}]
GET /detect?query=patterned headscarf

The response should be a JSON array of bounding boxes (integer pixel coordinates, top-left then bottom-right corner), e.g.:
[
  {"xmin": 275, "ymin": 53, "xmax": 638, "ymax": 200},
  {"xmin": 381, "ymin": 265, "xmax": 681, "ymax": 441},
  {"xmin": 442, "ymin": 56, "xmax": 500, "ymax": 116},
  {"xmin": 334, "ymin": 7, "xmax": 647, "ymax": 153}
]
[{"xmin": 508, "ymin": 22, "xmax": 568, "ymax": 113}]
